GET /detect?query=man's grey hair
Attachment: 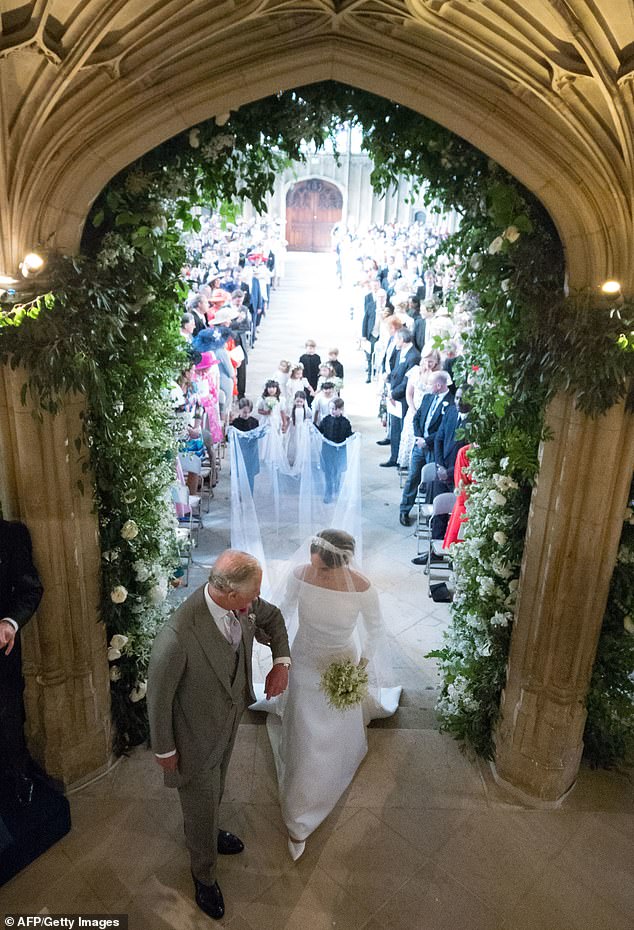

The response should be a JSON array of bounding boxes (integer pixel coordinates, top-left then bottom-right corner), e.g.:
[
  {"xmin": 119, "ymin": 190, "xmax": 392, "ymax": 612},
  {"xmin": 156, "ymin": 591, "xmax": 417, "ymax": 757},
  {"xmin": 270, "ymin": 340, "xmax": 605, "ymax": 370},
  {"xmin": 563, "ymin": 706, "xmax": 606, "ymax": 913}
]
[
  {"xmin": 208, "ymin": 551, "xmax": 261, "ymax": 593},
  {"xmin": 181, "ymin": 312, "xmax": 194, "ymax": 326},
  {"xmin": 188, "ymin": 294, "xmax": 206, "ymax": 312},
  {"xmin": 432, "ymin": 370, "xmax": 452, "ymax": 388}
]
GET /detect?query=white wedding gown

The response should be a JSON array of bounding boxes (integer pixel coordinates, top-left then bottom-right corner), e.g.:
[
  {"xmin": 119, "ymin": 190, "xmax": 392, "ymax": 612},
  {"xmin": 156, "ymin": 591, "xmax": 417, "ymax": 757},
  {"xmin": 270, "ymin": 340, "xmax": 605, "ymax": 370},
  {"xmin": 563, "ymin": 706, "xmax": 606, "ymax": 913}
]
[{"xmin": 252, "ymin": 573, "xmax": 401, "ymax": 842}]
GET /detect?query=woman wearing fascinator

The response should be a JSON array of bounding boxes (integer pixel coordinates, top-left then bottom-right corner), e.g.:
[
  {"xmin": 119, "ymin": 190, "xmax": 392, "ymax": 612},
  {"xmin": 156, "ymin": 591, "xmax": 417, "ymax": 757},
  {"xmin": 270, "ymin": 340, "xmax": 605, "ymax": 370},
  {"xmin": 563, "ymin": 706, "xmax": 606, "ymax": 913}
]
[{"xmin": 252, "ymin": 529, "xmax": 401, "ymax": 860}]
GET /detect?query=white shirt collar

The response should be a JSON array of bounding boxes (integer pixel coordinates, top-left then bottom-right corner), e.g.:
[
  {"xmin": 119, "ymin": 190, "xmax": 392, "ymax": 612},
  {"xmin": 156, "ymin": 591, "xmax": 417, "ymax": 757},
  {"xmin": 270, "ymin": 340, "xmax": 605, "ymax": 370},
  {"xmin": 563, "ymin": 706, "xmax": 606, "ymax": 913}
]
[{"xmin": 204, "ymin": 584, "xmax": 235, "ymax": 637}]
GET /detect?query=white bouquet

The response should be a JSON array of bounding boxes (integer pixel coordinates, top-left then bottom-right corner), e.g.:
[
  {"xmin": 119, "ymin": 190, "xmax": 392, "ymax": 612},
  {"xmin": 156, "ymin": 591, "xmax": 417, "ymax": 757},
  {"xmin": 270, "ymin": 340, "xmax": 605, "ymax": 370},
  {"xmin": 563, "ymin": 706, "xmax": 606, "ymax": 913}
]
[{"xmin": 320, "ymin": 658, "xmax": 369, "ymax": 711}]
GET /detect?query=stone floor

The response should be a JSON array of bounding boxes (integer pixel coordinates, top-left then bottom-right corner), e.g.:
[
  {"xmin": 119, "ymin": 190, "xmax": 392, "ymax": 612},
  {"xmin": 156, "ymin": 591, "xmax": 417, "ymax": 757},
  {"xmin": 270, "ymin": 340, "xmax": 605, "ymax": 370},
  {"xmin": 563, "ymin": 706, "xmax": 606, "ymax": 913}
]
[{"xmin": 1, "ymin": 253, "xmax": 633, "ymax": 929}]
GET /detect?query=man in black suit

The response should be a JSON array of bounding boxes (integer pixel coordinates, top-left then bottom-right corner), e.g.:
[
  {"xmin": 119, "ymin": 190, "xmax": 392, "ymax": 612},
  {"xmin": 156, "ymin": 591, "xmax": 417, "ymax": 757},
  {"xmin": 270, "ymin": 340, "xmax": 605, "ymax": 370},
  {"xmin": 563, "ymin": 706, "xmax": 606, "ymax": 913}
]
[
  {"xmin": 398, "ymin": 370, "xmax": 454, "ymax": 526},
  {"xmin": 361, "ymin": 279, "xmax": 381, "ymax": 383},
  {"xmin": 380, "ymin": 329, "xmax": 420, "ymax": 468},
  {"xmin": 0, "ymin": 519, "xmax": 43, "ymax": 804},
  {"xmin": 434, "ymin": 387, "xmax": 471, "ymax": 492}
]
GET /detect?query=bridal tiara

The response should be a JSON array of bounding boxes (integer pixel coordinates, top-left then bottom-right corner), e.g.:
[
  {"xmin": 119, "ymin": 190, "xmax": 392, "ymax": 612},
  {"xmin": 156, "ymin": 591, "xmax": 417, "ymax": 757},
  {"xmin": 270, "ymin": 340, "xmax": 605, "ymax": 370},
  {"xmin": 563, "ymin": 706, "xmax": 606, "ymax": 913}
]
[{"xmin": 310, "ymin": 535, "xmax": 353, "ymax": 556}]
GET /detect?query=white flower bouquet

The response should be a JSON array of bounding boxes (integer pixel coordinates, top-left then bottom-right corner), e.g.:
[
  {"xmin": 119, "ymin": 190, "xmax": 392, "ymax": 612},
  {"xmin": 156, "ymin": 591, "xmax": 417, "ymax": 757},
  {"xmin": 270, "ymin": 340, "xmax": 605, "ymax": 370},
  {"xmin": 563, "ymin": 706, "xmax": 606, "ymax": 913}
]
[{"xmin": 320, "ymin": 658, "xmax": 369, "ymax": 711}]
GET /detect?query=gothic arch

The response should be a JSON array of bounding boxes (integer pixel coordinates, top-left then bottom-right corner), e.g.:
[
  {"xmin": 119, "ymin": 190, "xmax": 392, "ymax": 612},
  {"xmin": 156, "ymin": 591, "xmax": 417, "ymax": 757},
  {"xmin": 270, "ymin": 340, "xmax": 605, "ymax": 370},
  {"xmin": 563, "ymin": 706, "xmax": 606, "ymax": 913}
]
[{"xmin": 0, "ymin": 2, "xmax": 632, "ymax": 291}]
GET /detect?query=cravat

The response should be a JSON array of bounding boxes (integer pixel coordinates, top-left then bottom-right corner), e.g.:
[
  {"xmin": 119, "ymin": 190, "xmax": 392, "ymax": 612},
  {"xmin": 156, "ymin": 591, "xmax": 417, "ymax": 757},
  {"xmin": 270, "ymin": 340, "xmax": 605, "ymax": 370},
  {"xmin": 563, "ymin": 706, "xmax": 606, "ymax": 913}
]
[{"xmin": 224, "ymin": 611, "xmax": 242, "ymax": 651}]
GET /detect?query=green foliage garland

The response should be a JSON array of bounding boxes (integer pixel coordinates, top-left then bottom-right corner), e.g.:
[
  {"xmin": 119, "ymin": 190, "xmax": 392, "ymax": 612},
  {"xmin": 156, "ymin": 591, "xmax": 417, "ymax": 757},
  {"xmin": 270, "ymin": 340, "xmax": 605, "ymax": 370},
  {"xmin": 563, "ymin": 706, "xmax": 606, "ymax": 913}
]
[{"xmin": 0, "ymin": 82, "xmax": 631, "ymax": 763}]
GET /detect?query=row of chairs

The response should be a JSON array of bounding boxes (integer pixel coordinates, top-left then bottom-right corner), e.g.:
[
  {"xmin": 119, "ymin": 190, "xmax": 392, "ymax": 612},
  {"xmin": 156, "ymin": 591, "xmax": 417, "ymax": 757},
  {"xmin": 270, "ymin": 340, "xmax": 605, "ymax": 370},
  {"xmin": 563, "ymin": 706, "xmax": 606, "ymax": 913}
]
[
  {"xmin": 414, "ymin": 463, "xmax": 456, "ymax": 597},
  {"xmin": 171, "ymin": 435, "xmax": 225, "ymax": 585}
]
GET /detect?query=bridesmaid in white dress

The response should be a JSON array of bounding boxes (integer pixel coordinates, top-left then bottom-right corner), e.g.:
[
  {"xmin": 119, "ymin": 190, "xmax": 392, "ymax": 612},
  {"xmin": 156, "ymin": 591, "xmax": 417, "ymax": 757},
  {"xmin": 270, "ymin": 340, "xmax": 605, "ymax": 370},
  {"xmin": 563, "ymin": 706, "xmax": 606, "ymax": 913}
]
[{"xmin": 257, "ymin": 529, "xmax": 401, "ymax": 860}]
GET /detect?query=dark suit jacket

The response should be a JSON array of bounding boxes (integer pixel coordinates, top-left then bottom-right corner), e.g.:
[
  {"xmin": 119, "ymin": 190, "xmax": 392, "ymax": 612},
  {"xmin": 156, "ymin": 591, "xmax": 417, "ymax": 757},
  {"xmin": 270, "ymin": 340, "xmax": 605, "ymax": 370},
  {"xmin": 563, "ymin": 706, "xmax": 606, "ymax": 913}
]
[
  {"xmin": 147, "ymin": 586, "xmax": 290, "ymax": 781},
  {"xmin": 413, "ymin": 391, "xmax": 455, "ymax": 451},
  {"xmin": 434, "ymin": 406, "xmax": 469, "ymax": 475},
  {"xmin": 361, "ymin": 293, "xmax": 376, "ymax": 340},
  {"xmin": 0, "ymin": 520, "xmax": 43, "ymax": 706},
  {"xmin": 388, "ymin": 348, "xmax": 421, "ymax": 413},
  {"xmin": 411, "ymin": 315, "xmax": 426, "ymax": 353}
]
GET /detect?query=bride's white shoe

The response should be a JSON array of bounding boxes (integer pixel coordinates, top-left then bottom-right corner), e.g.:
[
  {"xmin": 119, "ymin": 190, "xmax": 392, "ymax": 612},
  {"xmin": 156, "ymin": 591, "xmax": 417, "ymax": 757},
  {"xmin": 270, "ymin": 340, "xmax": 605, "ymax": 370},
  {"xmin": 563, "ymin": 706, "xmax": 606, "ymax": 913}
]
[{"xmin": 287, "ymin": 836, "xmax": 306, "ymax": 861}]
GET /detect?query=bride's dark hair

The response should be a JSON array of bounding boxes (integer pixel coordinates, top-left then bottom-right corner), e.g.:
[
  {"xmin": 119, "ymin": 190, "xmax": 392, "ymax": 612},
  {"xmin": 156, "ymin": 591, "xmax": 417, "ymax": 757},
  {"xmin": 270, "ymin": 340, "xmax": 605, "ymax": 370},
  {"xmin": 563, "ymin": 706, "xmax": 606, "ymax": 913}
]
[{"xmin": 310, "ymin": 529, "xmax": 355, "ymax": 568}]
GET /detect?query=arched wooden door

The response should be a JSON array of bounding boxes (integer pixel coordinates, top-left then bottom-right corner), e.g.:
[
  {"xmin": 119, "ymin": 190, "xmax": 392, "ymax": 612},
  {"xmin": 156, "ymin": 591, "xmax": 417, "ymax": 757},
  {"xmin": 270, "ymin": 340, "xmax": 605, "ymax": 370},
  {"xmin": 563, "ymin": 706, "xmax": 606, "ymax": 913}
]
[{"xmin": 286, "ymin": 179, "xmax": 343, "ymax": 252}]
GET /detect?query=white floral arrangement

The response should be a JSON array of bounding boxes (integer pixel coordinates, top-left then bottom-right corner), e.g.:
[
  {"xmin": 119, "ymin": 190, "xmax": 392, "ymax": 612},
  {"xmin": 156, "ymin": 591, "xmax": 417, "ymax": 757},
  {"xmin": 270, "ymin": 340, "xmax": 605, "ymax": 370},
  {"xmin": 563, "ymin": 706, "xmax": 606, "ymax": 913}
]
[
  {"xmin": 264, "ymin": 396, "xmax": 278, "ymax": 411},
  {"xmin": 320, "ymin": 658, "xmax": 369, "ymax": 711}
]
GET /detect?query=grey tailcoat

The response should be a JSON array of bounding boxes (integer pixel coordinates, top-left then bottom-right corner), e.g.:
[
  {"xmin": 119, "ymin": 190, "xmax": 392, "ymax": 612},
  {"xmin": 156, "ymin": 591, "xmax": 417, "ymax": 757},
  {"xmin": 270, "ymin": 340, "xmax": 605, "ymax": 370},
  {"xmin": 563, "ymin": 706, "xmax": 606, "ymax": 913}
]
[{"xmin": 147, "ymin": 585, "xmax": 290, "ymax": 785}]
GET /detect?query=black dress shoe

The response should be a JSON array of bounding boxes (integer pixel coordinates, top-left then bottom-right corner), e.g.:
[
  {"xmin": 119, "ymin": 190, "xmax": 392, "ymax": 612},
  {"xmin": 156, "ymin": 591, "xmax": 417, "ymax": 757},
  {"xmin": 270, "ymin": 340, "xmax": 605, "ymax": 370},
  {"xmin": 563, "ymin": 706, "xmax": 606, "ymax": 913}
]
[
  {"xmin": 217, "ymin": 830, "xmax": 244, "ymax": 855},
  {"xmin": 376, "ymin": 438, "xmax": 391, "ymax": 446},
  {"xmin": 192, "ymin": 873, "xmax": 225, "ymax": 920},
  {"xmin": 379, "ymin": 460, "xmax": 398, "ymax": 467},
  {"xmin": 399, "ymin": 513, "xmax": 411, "ymax": 527},
  {"xmin": 365, "ymin": 378, "xmax": 372, "ymax": 384},
  {"xmin": 411, "ymin": 553, "xmax": 429, "ymax": 565}
]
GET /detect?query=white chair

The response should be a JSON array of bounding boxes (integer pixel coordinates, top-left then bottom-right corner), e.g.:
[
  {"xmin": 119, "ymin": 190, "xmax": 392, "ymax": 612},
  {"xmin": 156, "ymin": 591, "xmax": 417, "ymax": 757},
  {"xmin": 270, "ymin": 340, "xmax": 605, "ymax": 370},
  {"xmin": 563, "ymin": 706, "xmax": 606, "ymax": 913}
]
[
  {"xmin": 170, "ymin": 484, "xmax": 202, "ymax": 585},
  {"xmin": 415, "ymin": 462, "xmax": 438, "ymax": 554},
  {"xmin": 426, "ymin": 492, "xmax": 457, "ymax": 595}
]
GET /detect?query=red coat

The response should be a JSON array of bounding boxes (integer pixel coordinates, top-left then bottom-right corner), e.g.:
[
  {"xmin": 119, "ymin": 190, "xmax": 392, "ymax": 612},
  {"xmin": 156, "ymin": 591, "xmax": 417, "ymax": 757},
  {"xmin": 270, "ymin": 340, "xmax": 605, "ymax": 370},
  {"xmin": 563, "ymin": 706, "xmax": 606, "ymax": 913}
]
[{"xmin": 443, "ymin": 444, "xmax": 473, "ymax": 549}]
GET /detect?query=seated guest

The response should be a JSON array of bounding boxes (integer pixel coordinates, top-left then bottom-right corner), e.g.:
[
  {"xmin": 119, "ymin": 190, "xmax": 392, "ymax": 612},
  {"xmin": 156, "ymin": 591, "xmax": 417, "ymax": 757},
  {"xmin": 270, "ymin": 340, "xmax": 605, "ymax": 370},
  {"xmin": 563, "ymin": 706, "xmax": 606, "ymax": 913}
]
[
  {"xmin": 398, "ymin": 370, "xmax": 454, "ymax": 526},
  {"xmin": 433, "ymin": 386, "xmax": 471, "ymax": 492}
]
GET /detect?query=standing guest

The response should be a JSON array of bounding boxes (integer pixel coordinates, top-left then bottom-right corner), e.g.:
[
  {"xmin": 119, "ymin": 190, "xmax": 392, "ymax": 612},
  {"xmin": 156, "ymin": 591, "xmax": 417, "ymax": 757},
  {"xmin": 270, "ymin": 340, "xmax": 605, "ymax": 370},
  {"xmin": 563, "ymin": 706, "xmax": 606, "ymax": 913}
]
[
  {"xmin": 318, "ymin": 398, "xmax": 353, "ymax": 504},
  {"xmin": 399, "ymin": 371, "xmax": 454, "ymax": 526},
  {"xmin": 0, "ymin": 519, "xmax": 44, "ymax": 806},
  {"xmin": 312, "ymin": 381, "xmax": 337, "ymax": 427},
  {"xmin": 180, "ymin": 313, "xmax": 196, "ymax": 343},
  {"xmin": 408, "ymin": 296, "xmax": 426, "ymax": 353},
  {"xmin": 147, "ymin": 551, "xmax": 290, "ymax": 921},
  {"xmin": 433, "ymin": 387, "xmax": 471, "ymax": 492},
  {"xmin": 361, "ymin": 279, "xmax": 380, "ymax": 382},
  {"xmin": 380, "ymin": 329, "xmax": 420, "ymax": 468},
  {"xmin": 187, "ymin": 294, "xmax": 209, "ymax": 337},
  {"xmin": 327, "ymin": 348, "xmax": 344, "ymax": 383},
  {"xmin": 298, "ymin": 340, "xmax": 322, "ymax": 399}
]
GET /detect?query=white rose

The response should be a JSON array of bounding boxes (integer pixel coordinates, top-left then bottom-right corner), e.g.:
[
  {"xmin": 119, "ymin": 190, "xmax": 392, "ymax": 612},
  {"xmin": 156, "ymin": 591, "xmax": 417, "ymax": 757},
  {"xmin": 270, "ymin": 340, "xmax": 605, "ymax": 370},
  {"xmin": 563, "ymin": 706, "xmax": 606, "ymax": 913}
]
[
  {"xmin": 121, "ymin": 520, "xmax": 139, "ymax": 540},
  {"xmin": 488, "ymin": 236, "xmax": 504, "ymax": 255},
  {"xmin": 469, "ymin": 253, "xmax": 483, "ymax": 271},
  {"xmin": 508, "ymin": 578, "xmax": 519, "ymax": 593},
  {"xmin": 215, "ymin": 112, "xmax": 230, "ymax": 126},
  {"xmin": 488, "ymin": 490, "xmax": 507, "ymax": 506},
  {"xmin": 490, "ymin": 611, "xmax": 511, "ymax": 627},
  {"xmin": 624, "ymin": 507, "xmax": 634, "ymax": 524},
  {"xmin": 493, "ymin": 531, "xmax": 507, "ymax": 546},
  {"xmin": 500, "ymin": 279, "xmax": 511, "ymax": 293},
  {"xmin": 130, "ymin": 680, "xmax": 147, "ymax": 703},
  {"xmin": 504, "ymin": 225, "xmax": 520, "ymax": 243},
  {"xmin": 109, "ymin": 634, "xmax": 129, "ymax": 650},
  {"xmin": 110, "ymin": 585, "xmax": 128, "ymax": 604},
  {"xmin": 109, "ymin": 666, "xmax": 122, "ymax": 682},
  {"xmin": 107, "ymin": 646, "xmax": 121, "ymax": 661},
  {"xmin": 188, "ymin": 128, "xmax": 200, "ymax": 148},
  {"xmin": 624, "ymin": 615, "xmax": 634, "ymax": 635},
  {"xmin": 500, "ymin": 457, "xmax": 509, "ymax": 471}
]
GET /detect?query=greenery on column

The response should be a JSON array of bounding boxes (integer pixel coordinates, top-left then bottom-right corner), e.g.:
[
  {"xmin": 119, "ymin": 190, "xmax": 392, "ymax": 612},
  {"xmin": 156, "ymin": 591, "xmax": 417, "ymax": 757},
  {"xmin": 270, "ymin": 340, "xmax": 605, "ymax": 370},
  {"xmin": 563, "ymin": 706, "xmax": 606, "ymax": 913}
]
[{"xmin": 0, "ymin": 82, "xmax": 631, "ymax": 762}]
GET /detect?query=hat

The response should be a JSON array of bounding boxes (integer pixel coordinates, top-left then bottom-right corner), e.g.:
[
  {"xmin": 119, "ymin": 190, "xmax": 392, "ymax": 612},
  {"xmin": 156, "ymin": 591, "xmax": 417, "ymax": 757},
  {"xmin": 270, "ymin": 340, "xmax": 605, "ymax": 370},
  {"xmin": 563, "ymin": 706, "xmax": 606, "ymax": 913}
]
[
  {"xmin": 195, "ymin": 351, "xmax": 218, "ymax": 371},
  {"xmin": 212, "ymin": 306, "xmax": 239, "ymax": 325},
  {"xmin": 210, "ymin": 287, "xmax": 230, "ymax": 304}
]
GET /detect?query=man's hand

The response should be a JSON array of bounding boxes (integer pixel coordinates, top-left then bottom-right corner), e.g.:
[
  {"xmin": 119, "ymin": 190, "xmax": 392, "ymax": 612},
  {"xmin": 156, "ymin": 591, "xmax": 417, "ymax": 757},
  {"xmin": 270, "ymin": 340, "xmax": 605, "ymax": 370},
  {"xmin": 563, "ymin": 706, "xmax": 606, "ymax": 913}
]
[
  {"xmin": 264, "ymin": 664, "xmax": 289, "ymax": 699},
  {"xmin": 415, "ymin": 437, "xmax": 425, "ymax": 448},
  {"xmin": 437, "ymin": 466, "xmax": 449, "ymax": 482},
  {"xmin": 0, "ymin": 620, "xmax": 16, "ymax": 656},
  {"xmin": 155, "ymin": 752, "xmax": 179, "ymax": 772}
]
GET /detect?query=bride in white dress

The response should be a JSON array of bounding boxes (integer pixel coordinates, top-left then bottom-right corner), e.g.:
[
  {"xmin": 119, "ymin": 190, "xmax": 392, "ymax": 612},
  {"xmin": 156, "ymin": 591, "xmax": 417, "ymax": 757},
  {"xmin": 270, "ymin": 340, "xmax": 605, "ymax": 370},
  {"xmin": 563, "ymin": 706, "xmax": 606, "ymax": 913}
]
[{"xmin": 254, "ymin": 529, "xmax": 401, "ymax": 860}]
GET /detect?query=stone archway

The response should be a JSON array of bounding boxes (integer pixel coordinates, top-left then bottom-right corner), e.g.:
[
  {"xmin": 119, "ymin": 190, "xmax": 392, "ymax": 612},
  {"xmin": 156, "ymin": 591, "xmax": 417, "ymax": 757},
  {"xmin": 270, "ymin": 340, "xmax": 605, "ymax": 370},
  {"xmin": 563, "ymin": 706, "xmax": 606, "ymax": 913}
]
[
  {"xmin": 1, "ymin": 2, "xmax": 632, "ymax": 796},
  {"xmin": 286, "ymin": 178, "xmax": 343, "ymax": 252}
]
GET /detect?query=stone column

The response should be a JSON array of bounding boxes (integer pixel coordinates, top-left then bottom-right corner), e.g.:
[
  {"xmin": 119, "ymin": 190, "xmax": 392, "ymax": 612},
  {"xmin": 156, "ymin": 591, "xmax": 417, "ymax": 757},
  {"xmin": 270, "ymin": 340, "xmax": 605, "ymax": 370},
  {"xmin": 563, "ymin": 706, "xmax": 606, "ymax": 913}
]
[
  {"xmin": 494, "ymin": 392, "xmax": 634, "ymax": 802},
  {"xmin": 0, "ymin": 365, "xmax": 111, "ymax": 786}
]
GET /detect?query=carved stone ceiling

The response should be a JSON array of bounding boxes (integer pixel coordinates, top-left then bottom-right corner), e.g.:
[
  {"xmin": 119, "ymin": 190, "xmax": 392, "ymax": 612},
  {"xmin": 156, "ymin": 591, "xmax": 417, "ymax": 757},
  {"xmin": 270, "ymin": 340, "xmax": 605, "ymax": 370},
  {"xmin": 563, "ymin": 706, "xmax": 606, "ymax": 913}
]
[{"xmin": 0, "ymin": 0, "xmax": 633, "ymax": 284}]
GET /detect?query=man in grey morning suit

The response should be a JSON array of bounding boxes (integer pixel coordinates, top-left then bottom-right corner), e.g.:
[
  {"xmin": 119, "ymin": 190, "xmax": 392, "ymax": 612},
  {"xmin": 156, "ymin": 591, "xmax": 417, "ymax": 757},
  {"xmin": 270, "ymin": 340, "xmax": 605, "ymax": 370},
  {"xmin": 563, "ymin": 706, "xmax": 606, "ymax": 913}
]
[{"xmin": 147, "ymin": 550, "xmax": 290, "ymax": 921}]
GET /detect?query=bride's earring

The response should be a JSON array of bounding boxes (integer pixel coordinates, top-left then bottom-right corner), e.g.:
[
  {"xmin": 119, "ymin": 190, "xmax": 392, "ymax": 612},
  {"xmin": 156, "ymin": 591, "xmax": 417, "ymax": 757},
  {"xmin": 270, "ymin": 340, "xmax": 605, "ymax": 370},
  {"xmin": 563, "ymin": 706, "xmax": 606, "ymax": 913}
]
[{"xmin": 287, "ymin": 836, "xmax": 306, "ymax": 861}]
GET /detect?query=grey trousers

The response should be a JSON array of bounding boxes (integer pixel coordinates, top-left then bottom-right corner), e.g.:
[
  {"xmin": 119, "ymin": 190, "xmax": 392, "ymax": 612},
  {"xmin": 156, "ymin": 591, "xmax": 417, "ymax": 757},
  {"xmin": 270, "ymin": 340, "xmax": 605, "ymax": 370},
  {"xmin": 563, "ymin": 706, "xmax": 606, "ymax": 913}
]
[{"xmin": 178, "ymin": 705, "xmax": 242, "ymax": 884}]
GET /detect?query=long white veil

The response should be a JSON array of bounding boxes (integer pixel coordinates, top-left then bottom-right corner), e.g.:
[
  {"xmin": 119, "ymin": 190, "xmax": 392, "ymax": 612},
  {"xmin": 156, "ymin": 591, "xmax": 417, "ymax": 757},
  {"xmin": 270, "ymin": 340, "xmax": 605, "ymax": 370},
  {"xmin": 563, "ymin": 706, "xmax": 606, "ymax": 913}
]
[{"xmin": 228, "ymin": 421, "xmax": 363, "ymax": 596}]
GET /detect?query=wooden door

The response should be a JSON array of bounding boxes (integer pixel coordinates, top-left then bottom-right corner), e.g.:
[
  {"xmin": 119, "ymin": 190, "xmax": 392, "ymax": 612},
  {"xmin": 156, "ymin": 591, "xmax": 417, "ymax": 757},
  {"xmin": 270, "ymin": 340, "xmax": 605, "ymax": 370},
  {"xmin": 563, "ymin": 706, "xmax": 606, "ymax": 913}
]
[{"xmin": 286, "ymin": 179, "xmax": 343, "ymax": 252}]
